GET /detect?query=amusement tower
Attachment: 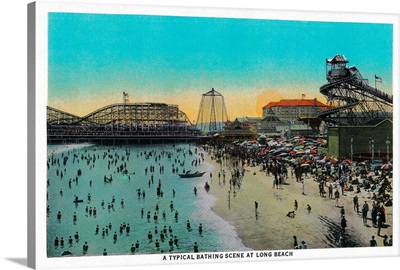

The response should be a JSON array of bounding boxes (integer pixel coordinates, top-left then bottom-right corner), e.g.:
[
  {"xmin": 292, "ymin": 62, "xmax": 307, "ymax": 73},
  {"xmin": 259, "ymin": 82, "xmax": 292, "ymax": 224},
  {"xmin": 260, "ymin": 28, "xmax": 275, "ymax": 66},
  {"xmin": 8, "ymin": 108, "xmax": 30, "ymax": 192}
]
[
  {"xmin": 195, "ymin": 88, "xmax": 228, "ymax": 133},
  {"xmin": 318, "ymin": 54, "xmax": 393, "ymax": 126}
]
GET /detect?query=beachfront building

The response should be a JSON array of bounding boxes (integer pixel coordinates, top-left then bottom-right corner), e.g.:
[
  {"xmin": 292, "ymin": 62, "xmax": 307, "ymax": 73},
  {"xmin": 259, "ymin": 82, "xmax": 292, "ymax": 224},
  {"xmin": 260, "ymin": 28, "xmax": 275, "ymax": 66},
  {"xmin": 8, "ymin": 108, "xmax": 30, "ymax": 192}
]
[
  {"xmin": 235, "ymin": 117, "xmax": 263, "ymax": 128},
  {"xmin": 262, "ymin": 98, "xmax": 329, "ymax": 121},
  {"xmin": 327, "ymin": 118, "xmax": 392, "ymax": 162},
  {"xmin": 257, "ymin": 108, "xmax": 282, "ymax": 135},
  {"xmin": 216, "ymin": 118, "xmax": 258, "ymax": 141},
  {"xmin": 257, "ymin": 98, "xmax": 329, "ymax": 136}
]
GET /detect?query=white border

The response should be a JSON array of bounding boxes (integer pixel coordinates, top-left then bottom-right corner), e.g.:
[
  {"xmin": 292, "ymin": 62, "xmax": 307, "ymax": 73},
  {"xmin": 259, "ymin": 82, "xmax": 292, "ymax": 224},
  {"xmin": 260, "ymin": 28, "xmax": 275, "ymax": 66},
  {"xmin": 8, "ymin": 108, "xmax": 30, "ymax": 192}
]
[{"xmin": 29, "ymin": 1, "xmax": 400, "ymax": 269}]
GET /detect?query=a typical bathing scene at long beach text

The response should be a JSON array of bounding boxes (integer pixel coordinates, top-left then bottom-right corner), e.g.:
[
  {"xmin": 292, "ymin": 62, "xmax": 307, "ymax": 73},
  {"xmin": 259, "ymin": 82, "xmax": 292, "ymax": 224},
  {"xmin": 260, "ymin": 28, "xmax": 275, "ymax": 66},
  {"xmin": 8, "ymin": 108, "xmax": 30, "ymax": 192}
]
[{"xmin": 46, "ymin": 13, "xmax": 393, "ymax": 258}]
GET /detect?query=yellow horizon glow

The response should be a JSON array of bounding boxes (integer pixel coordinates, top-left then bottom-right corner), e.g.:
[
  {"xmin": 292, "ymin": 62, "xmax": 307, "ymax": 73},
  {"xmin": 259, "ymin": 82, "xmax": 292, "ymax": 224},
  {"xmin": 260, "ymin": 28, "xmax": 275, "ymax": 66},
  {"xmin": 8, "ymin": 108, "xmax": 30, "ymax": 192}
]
[{"xmin": 48, "ymin": 87, "xmax": 327, "ymax": 122}]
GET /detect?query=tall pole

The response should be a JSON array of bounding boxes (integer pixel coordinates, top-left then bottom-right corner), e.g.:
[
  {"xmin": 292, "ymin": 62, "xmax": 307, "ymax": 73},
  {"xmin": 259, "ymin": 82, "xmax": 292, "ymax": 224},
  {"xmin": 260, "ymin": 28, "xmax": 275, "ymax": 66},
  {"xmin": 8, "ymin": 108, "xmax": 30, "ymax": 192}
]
[
  {"xmin": 369, "ymin": 137, "xmax": 371, "ymax": 154},
  {"xmin": 350, "ymin": 138, "xmax": 353, "ymax": 163},
  {"xmin": 386, "ymin": 137, "xmax": 390, "ymax": 162},
  {"xmin": 371, "ymin": 138, "xmax": 374, "ymax": 163}
]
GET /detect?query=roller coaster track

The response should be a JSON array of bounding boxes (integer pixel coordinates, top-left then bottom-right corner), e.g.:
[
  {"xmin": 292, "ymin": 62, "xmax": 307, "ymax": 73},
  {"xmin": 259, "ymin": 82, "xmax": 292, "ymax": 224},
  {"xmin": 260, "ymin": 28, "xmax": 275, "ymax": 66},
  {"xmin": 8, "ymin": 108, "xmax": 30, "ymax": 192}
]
[
  {"xmin": 48, "ymin": 103, "xmax": 192, "ymax": 126},
  {"xmin": 47, "ymin": 103, "xmax": 198, "ymax": 140},
  {"xmin": 318, "ymin": 68, "xmax": 393, "ymax": 126},
  {"xmin": 47, "ymin": 106, "xmax": 83, "ymax": 125}
]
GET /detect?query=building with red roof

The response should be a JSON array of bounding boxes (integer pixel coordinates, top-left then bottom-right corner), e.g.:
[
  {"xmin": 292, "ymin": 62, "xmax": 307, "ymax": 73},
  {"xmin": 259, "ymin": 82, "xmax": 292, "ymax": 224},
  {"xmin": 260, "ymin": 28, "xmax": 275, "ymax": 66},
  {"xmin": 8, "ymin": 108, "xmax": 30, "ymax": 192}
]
[{"xmin": 262, "ymin": 98, "xmax": 329, "ymax": 122}]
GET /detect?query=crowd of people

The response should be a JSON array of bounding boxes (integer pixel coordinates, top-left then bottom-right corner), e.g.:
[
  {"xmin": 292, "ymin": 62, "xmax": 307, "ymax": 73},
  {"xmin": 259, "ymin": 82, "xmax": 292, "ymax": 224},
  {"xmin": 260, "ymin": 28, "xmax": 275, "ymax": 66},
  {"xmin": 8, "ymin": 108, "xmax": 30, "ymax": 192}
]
[
  {"xmin": 47, "ymin": 144, "xmax": 217, "ymax": 257},
  {"xmin": 206, "ymin": 136, "xmax": 393, "ymax": 248}
]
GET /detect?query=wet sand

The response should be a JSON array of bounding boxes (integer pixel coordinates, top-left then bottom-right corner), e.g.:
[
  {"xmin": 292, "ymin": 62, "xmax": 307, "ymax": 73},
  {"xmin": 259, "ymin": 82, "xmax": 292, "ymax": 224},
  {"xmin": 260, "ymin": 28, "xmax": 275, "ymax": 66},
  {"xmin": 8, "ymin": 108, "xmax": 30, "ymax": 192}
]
[{"xmin": 206, "ymin": 152, "xmax": 393, "ymax": 250}]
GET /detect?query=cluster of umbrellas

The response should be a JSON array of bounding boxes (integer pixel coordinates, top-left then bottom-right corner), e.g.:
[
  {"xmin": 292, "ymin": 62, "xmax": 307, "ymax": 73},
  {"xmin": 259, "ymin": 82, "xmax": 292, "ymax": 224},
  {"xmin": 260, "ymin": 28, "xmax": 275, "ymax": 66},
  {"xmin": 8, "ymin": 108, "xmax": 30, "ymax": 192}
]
[
  {"xmin": 255, "ymin": 136, "xmax": 328, "ymax": 166},
  {"xmin": 232, "ymin": 135, "xmax": 393, "ymax": 177}
]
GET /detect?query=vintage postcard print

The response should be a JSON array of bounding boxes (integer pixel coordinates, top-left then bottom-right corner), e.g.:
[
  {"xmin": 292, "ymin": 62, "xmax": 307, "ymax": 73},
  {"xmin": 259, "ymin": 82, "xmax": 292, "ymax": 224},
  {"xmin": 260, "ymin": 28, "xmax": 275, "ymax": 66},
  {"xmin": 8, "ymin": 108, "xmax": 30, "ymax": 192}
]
[{"xmin": 28, "ymin": 1, "xmax": 399, "ymax": 269}]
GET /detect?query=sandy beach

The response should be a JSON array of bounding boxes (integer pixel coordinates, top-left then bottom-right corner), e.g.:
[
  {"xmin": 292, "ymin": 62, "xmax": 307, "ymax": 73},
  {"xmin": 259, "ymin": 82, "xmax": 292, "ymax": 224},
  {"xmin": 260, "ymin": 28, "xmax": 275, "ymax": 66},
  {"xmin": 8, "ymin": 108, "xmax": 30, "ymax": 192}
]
[
  {"xmin": 45, "ymin": 141, "xmax": 393, "ymax": 258},
  {"xmin": 205, "ymin": 147, "xmax": 393, "ymax": 250}
]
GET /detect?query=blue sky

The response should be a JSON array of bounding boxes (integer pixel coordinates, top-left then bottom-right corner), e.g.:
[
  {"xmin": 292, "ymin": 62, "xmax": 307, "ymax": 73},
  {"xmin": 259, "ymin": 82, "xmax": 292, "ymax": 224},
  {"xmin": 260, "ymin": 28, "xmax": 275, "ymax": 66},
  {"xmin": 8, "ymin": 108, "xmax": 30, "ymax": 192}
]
[{"xmin": 48, "ymin": 12, "xmax": 393, "ymax": 120}]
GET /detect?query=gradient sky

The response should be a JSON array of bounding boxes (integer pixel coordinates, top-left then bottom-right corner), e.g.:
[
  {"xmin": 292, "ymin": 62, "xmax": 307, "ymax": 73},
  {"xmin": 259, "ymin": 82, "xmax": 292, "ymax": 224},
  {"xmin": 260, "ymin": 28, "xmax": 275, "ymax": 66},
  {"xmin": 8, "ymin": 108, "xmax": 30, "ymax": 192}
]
[{"xmin": 48, "ymin": 12, "xmax": 393, "ymax": 121}]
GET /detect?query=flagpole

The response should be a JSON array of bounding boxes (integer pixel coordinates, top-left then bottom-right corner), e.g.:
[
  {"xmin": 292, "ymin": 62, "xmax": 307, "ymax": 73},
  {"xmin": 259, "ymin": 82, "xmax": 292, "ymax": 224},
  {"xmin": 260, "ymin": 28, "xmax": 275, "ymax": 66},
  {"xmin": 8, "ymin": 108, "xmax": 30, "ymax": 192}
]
[{"xmin": 374, "ymin": 75, "xmax": 376, "ymax": 89}]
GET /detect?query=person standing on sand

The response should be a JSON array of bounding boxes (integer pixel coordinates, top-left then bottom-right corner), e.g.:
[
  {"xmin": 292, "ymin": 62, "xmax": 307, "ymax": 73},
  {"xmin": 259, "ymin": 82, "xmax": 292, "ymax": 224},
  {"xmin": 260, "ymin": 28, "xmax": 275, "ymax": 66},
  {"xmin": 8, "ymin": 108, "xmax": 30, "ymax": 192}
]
[
  {"xmin": 334, "ymin": 189, "xmax": 340, "ymax": 207},
  {"xmin": 328, "ymin": 184, "xmax": 333, "ymax": 199},
  {"xmin": 377, "ymin": 212, "xmax": 383, "ymax": 236},
  {"xmin": 353, "ymin": 194, "xmax": 359, "ymax": 212},
  {"xmin": 293, "ymin": 236, "xmax": 298, "ymax": 249},
  {"xmin": 294, "ymin": 200, "xmax": 298, "ymax": 210},
  {"xmin": 306, "ymin": 204, "xmax": 311, "ymax": 213},
  {"xmin": 362, "ymin": 201, "xmax": 369, "ymax": 226},
  {"xmin": 371, "ymin": 202, "xmax": 378, "ymax": 227},
  {"xmin": 370, "ymin": 236, "xmax": 377, "ymax": 247},
  {"xmin": 341, "ymin": 215, "xmax": 347, "ymax": 233},
  {"xmin": 301, "ymin": 180, "xmax": 305, "ymax": 195},
  {"xmin": 378, "ymin": 203, "xmax": 386, "ymax": 225}
]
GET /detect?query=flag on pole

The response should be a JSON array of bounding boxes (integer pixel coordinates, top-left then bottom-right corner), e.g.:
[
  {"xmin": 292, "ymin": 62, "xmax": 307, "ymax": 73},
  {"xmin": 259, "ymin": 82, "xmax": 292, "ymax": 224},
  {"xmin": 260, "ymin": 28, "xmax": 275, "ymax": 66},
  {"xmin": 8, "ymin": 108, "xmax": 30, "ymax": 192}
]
[
  {"xmin": 375, "ymin": 75, "xmax": 382, "ymax": 83},
  {"xmin": 123, "ymin": 92, "xmax": 130, "ymax": 103},
  {"xmin": 301, "ymin": 94, "xmax": 306, "ymax": 99}
]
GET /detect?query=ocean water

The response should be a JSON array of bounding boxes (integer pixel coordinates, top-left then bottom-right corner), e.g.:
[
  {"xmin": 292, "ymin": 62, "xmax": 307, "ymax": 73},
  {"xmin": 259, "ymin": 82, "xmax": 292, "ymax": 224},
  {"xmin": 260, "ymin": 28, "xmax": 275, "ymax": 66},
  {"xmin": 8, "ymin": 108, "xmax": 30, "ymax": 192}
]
[{"xmin": 46, "ymin": 143, "xmax": 249, "ymax": 257}]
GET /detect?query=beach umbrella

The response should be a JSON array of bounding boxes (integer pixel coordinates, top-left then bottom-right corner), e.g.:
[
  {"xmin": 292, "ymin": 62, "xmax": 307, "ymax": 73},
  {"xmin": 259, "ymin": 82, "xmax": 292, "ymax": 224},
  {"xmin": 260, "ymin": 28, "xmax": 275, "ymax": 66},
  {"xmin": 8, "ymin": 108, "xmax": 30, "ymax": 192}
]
[
  {"xmin": 295, "ymin": 145, "xmax": 304, "ymax": 149},
  {"xmin": 268, "ymin": 141, "xmax": 278, "ymax": 146},
  {"xmin": 381, "ymin": 163, "xmax": 392, "ymax": 170},
  {"xmin": 301, "ymin": 163, "xmax": 310, "ymax": 167},
  {"xmin": 330, "ymin": 158, "xmax": 338, "ymax": 164}
]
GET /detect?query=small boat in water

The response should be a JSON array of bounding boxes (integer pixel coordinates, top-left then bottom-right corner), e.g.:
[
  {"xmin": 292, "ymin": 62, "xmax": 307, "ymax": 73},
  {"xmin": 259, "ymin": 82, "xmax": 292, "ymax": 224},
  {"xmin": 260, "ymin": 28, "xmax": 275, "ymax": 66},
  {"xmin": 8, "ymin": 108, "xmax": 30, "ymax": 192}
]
[{"xmin": 178, "ymin": 171, "xmax": 206, "ymax": 178}]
